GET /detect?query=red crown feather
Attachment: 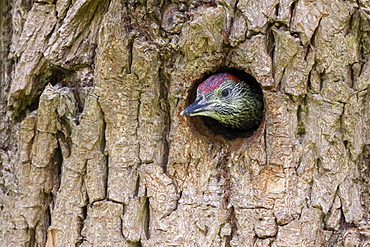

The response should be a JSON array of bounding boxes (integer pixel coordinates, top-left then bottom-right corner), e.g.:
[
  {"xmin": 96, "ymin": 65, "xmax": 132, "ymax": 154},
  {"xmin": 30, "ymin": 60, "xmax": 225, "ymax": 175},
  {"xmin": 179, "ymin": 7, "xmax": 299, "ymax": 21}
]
[{"xmin": 198, "ymin": 73, "xmax": 241, "ymax": 94}]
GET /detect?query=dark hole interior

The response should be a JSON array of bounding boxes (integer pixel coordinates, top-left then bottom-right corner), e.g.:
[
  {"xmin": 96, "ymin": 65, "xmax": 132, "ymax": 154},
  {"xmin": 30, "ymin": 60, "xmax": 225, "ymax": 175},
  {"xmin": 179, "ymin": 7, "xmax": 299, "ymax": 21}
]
[{"xmin": 185, "ymin": 68, "xmax": 264, "ymax": 140}]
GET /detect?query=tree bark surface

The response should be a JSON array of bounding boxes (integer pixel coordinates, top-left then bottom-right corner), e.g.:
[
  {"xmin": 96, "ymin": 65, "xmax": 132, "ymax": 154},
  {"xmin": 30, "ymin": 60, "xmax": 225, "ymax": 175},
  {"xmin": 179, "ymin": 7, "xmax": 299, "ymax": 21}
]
[{"xmin": 1, "ymin": 0, "xmax": 370, "ymax": 246}]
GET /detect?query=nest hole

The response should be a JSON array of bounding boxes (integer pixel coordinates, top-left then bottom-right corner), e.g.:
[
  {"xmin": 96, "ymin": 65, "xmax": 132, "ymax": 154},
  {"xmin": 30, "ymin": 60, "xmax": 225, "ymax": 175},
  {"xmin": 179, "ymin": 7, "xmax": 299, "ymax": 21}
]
[{"xmin": 185, "ymin": 68, "xmax": 264, "ymax": 140}]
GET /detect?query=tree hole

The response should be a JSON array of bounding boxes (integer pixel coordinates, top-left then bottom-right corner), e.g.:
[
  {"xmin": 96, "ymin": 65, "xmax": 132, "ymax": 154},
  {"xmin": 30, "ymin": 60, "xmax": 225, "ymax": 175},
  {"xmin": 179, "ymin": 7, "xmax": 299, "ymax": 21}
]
[{"xmin": 184, "ymin": 69, "xmax": 264, "ymax": 140}]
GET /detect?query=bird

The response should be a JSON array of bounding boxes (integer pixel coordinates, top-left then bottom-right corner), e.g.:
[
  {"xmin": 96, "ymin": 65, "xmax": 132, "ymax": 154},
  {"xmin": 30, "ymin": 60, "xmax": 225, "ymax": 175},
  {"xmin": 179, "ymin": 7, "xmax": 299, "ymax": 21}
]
[{"xmin": 181, "ymin": 72, "xmax": 263, "ymax": 130}]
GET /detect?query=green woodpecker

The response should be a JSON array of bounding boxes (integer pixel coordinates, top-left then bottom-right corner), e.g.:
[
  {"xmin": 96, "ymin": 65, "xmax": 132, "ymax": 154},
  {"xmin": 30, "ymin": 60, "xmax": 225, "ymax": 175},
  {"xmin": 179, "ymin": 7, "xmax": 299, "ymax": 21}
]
[{"xmin": 181, "ymin": 72, "xmax": 263, "ymax": 130}]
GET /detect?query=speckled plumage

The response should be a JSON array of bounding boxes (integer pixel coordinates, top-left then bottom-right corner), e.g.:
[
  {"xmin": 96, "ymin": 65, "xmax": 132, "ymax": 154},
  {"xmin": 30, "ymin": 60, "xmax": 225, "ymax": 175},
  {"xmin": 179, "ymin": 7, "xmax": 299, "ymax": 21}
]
[{"xmin": 181, "ymin": 72, "xmax": 263, "ymax": 130}]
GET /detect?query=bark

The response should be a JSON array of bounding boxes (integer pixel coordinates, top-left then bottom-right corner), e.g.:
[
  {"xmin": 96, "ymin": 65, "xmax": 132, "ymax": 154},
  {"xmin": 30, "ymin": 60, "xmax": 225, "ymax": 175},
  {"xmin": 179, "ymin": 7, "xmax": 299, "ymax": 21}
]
[{"xmin": 1, "ymin": 0, "xmax": 370, "ymax": 246}]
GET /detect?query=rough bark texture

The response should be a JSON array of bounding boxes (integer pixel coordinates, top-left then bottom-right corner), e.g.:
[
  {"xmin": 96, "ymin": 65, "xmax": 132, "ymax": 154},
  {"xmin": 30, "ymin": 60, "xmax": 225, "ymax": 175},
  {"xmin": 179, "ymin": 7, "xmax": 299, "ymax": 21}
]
[{"xmin": 1, "ymin": 0, "xmax": 370, "ymax": 246}]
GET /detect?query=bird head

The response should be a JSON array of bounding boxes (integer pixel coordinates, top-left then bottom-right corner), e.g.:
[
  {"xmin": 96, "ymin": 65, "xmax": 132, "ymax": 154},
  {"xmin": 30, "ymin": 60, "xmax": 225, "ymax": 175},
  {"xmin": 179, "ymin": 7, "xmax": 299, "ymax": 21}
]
[{"xmin": 181, "ymin": 72, "xmax": 263, "ymax": 130}]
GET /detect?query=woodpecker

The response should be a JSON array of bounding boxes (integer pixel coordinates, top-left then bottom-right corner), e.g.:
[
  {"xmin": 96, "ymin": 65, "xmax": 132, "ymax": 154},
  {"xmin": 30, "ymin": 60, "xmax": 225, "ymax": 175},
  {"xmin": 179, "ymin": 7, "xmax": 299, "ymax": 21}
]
[{"xmin": 181, "ymin": 72, "xmax": 263, "ymax": 130}]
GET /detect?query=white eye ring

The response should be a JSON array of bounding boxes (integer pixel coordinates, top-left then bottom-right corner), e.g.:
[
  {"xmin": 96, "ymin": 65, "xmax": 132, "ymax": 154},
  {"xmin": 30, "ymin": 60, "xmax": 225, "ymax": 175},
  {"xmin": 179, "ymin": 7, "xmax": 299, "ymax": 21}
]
[{"xmin": 221, "ymin": 88, "xmax": 230, "ymax": 97}]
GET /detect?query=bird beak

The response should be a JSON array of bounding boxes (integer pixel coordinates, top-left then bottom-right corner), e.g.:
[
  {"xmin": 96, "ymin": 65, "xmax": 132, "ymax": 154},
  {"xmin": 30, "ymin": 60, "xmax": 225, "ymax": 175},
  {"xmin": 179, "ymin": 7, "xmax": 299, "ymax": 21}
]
[{"xmin": 181, "ymin": 97, "xmax": 214, "ymax": 116}]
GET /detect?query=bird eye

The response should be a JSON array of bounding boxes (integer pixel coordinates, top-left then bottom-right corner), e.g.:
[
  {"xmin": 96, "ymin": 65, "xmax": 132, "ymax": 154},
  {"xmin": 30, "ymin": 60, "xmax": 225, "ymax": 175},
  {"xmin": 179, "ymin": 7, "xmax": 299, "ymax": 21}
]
[{"xmin": 221, "ymin": 88, "xmax": 230, "ymax": 97}]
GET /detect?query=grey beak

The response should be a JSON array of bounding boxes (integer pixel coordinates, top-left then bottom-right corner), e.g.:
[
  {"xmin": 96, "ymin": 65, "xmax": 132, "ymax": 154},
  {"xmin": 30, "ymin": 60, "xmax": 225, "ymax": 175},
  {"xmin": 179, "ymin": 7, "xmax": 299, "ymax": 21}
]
[{"xmin": 181, "ymin": 98, "xmax": 213, "ymax": 116}]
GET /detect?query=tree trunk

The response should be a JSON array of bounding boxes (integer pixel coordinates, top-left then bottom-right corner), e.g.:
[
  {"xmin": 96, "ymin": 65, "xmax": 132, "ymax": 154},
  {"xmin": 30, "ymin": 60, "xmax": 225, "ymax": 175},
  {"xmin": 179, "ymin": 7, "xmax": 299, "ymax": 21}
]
[{"xmin": 1, "ymin": 0, "xmax": 370, "ymax": 246}]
